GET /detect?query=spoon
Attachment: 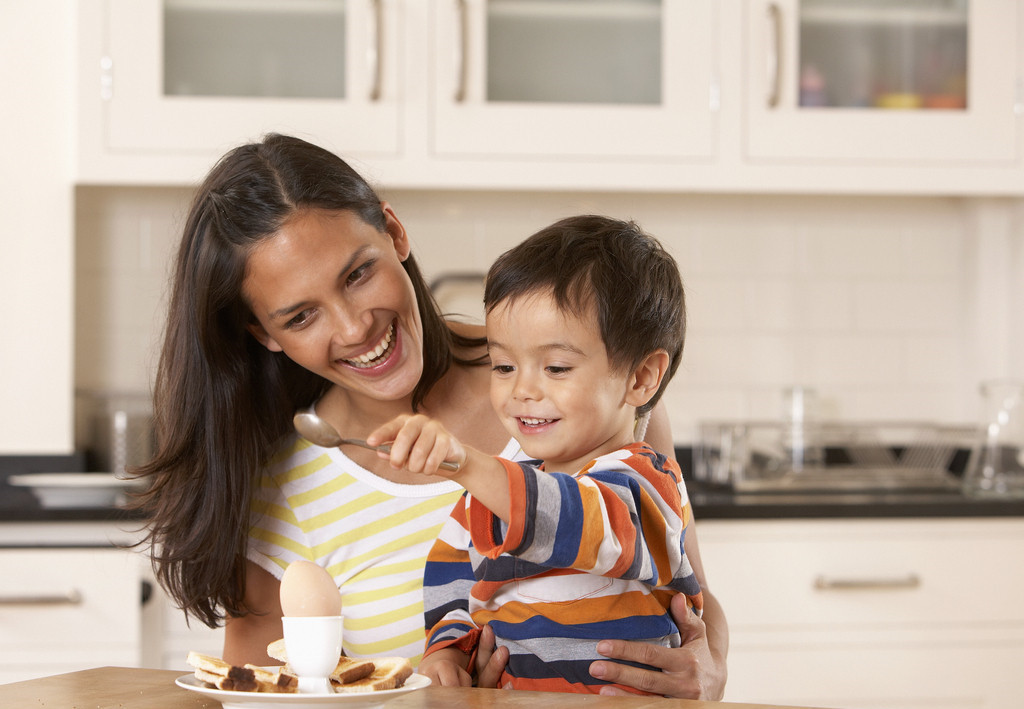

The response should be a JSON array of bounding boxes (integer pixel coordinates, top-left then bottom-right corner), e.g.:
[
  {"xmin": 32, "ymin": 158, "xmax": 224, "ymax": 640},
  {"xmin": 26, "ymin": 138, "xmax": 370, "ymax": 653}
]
[{"xmin": 292, "ymin": 410, "xmax": 461, "ymax": 472}]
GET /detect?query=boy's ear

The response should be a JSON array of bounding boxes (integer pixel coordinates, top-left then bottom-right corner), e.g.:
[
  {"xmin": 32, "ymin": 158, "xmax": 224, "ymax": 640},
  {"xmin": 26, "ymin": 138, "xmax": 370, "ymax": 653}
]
[
  {"xmin": 246, "ymin": 321, "xmax": 284, "ymax": 353},
  {"xmin": 625, "ymin": 349, "xmax": 670, "ymax": 408}
]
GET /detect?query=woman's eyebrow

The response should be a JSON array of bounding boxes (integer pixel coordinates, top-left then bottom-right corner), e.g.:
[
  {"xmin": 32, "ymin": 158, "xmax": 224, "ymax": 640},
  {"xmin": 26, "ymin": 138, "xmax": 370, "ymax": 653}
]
[{"xmin": 267, "ymin": 246, "xmax": 370, "ymax": 321}]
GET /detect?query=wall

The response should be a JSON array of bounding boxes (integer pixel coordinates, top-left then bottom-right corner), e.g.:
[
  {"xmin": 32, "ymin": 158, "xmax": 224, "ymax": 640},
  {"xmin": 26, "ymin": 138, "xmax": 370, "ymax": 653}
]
[
  {"xmin": 74, "ymin": 187, "xmax": 1023, "ymax": 446},
  {"xmin": 0, "ymin": 1, "xmax": 76, "ymax": 454}
]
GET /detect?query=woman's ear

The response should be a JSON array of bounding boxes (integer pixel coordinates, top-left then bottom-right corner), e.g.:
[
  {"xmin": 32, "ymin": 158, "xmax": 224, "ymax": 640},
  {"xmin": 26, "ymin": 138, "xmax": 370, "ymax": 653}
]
[
  {"xmin": 246, "ymin": 321, "xmax": 284, "ymax": 353},
  {"xmin": 381, "ymin": 201, "xmax": 411, "ymax": 262},
  {"xmin": 625, "ymin": 349, "xmax": 670, "ymax": 408}
]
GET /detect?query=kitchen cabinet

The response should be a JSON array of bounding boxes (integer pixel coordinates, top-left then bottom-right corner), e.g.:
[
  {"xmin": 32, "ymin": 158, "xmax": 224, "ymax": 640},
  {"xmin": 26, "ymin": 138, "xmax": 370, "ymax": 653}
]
[
  {"xmin": 743, "ymin": 0, "xmax": 1019, "ymax": 164},
  {"xmin": 0, "ymin": 547, "xmax": 145, "ymax": 684},
  {"xmin": 429, "ymin": 0, "xmax": 715, "ymax": 160},
  {"xmin": 76, "ymin": 1, "xmax": 1023, "ymax": 192},
  {"xmin": 77, "ymin": 0, "xmax": 401, "ymax": 182},
  {"xmin": 698, "ymin": 517, "xmax": 1024, "ymax": 709}
]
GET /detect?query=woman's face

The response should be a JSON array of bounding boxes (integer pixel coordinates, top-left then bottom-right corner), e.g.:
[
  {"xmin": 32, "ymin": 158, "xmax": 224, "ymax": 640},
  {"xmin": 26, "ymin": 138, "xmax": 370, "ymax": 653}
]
[{"xmin": 243, "ymin": 205, "xmax": 425, "ymax": 405}]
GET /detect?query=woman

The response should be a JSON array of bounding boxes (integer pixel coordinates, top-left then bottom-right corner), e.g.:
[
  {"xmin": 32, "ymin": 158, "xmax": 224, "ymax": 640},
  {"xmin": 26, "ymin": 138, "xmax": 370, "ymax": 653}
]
[{"xmin": 136, "ymin": 134, "xmax": 727, "ymax": 698}]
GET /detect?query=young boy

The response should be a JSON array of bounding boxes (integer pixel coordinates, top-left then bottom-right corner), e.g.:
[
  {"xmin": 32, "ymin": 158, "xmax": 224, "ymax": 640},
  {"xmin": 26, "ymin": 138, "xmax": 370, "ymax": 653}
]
[{"xmin": 367, "ymin": 215, "xmax": 703, "ymax": 694}]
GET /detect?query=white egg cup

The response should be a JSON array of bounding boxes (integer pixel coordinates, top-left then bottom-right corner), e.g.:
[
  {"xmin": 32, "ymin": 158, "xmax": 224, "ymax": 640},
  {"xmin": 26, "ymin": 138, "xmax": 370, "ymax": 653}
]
[{"xmin": 281, "ymin": 615, "xmax": 343, "ymax": 694}]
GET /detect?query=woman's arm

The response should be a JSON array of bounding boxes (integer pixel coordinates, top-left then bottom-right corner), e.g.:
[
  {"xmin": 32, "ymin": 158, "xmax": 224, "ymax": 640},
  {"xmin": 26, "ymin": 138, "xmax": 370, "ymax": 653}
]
[
  {"xmin": 588, "ymin": 403, "xmax": 729, "ymax": 699},
  {"xmin": 223, "ymin": 561, "xmax": 285, "ymax": 666}
]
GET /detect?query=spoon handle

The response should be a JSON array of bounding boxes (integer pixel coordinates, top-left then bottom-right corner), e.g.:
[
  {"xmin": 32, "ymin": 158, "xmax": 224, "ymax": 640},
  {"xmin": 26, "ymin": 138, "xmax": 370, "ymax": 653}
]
[{"xmin": 341, "ymin": 439, "xmax": 461, "ymax": 472}]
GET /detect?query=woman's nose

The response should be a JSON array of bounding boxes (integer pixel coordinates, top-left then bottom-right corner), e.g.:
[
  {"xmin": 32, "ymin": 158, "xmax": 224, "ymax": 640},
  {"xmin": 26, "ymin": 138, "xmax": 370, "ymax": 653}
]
[{"xmin": 329, "ymin": 303, "xmax": 372, "ymax": 346}]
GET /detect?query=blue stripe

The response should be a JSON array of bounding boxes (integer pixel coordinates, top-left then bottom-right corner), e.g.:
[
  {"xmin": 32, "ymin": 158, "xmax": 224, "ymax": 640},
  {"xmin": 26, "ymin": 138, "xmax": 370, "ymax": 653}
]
[
  {"xmin": 492, "ymin": 612, "xmax": 676, "ymax": 641},
  {"xmin": 546, "ymin": 473, "xmax": 584, "ymax": 567}
]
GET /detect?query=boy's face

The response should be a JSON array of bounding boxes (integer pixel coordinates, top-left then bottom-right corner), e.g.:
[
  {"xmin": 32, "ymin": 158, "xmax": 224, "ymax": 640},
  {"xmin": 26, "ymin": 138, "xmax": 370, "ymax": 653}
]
[{"xmin": 486, "ymin": 291, "xmax": 638, "ymax": 474}]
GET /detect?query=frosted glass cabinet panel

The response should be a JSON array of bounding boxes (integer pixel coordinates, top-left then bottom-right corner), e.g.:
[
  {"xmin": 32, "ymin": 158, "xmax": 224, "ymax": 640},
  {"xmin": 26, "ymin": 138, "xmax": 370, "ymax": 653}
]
[
  {"xmin": 485, "ymin": 0, "xmax": 661, "ymax": 105},
  {"xmin": 163, "ymin": 0, "xmax": 348, "ymax": 99},
  {"xmin": 432, "ymin": 0, "xmax": 715, "ymax": 160},
  {"xmin": 98, "ymin": 0, "xmax": 400, "ymax": 157},
  {"xmin": 798, "ymin": 0, "xmax": 968, "ymax": 110},
  {"xmin": 745, "ymin": 0, "xmax": 1018, "ymax": 163}
]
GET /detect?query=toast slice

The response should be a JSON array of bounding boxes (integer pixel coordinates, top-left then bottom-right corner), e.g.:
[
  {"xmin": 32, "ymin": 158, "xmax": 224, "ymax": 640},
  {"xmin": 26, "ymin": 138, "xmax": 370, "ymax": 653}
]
[
  {"xmin": 244, "ymin": 664, "xmax": 299, "ymax": 693},
  {"xmin": 187, "ymin": 651, "xmax": 256, "ymax": 682},
  {"xmin": 192, "ymin": 667, "xmax": 260, "ymax": 692},
  {"xmin": 332, "ymin": 657, "xmax": 413, "ymax": 693}
]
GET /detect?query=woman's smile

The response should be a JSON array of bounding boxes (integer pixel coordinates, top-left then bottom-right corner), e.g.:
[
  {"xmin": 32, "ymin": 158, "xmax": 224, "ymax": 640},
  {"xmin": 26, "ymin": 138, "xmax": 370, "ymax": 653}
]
[{"xmin": 340, "ymin": 321, "xmax": 396, "ymax": 369}]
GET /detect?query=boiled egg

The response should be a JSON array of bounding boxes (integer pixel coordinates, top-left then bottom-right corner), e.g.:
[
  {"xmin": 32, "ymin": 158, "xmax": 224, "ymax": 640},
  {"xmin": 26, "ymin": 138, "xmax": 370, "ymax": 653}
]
[{"xmin": 279, "ymin": 560, "xmax": 342, "ymax": 617}]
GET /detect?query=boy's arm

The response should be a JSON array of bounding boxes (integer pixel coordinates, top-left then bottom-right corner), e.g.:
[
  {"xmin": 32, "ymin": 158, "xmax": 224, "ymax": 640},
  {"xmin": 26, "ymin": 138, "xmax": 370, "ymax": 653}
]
[{"xmin": 368, "ymin": 413, "xmax": 510, "ymax": 522}]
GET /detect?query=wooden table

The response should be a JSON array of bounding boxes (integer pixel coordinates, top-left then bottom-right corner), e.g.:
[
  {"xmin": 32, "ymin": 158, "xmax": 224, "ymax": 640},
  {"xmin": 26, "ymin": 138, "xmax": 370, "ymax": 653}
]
[{"xmin": 0, "ymin": 666, "xmax": 809, "ymax": 709}]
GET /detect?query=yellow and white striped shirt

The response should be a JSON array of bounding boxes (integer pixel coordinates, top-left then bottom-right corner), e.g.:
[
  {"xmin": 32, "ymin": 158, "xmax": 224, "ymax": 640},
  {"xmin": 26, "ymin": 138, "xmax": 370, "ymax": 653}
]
[{"xmin": 247, "ymin": 434, "xmax": 523, "ymax": 666}]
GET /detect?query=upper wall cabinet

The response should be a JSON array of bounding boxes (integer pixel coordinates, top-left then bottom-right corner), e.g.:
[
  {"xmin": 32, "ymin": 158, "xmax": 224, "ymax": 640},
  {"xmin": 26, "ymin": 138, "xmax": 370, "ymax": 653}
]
[
  {"xmin": 743, "ymin": 0, "xmax": 1019, "ymax": 164},
  {"xmin": 429, "ymin": 0, "xmax": 715, "ymax": 160},
  {"xmin": 77, "ymin": 0, "xmax": 402, "ymax": 182},
  {"xmin": 76, "ymin": 0, "xmax": 1023, "ymax": 192}
]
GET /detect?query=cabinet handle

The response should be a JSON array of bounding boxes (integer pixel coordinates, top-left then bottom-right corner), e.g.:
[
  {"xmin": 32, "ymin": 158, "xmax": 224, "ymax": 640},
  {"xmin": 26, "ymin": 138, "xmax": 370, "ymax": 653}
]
[
  {"xmin": 369, "ymin": 0, "xmax": 384, "ymax": 101},
  {"xmin": 765, "ymin": 3, "xmax": 783, "ymax": 108},
  {"xmin": 814, "ymin": 574, "xmax": 921, "ymax": 591},
  {"xmin": 454, "ymin": 0, "xmax": 469, "ymax": 102},
  {"xmin": 0, "ymin": 589, "xmax": 83, "ymax": 605}
]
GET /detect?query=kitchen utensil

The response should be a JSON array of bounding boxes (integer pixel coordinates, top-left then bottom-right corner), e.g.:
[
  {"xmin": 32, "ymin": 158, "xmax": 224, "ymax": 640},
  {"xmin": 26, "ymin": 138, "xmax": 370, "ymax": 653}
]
[
  {"xmin": 7, "ymin": 473, "xmax": 144, "ymax": 509},
  {"xmin": 292, "ymin": 411, "xmax": 461, "ymax": 472},
  {"xmin": 963, "ymin": 379, "xmax": 1024, "ymax": 498}
]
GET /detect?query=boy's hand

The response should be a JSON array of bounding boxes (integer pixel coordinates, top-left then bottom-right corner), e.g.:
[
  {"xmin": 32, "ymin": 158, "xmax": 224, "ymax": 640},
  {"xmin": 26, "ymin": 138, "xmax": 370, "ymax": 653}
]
[
  {"xmin": 367, "ymin": 414, "xmax": 466, "ymax": 477},
  {"xmin": 418, "ymin": 647, "xmax": 474, "ymax": 687}
]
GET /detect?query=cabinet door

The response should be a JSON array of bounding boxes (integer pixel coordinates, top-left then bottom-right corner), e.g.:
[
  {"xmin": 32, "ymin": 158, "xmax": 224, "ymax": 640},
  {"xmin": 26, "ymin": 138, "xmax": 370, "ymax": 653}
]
[
  {"xmin": 744, "ymin": 0, "xmax": 1019, "ymax": 163},
  {"xmin": 97, "ymin": 0, "xmax": 400, "ymax": 158},
  {"xmin": 430, "ymin": 0, "xmax": 716, "ymax": 159}
]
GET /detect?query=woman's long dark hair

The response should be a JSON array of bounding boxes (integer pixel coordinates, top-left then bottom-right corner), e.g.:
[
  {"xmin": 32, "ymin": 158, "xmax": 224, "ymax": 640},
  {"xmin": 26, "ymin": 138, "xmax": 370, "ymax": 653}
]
[{"xmin": 135, "ymin": 134, "xmax": 482, "ymax": 627}]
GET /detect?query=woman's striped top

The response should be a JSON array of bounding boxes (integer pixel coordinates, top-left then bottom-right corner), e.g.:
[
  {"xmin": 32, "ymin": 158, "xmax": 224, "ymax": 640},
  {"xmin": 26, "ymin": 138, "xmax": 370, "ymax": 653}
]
[{"xmin": 246, "ymin": 433, "xmax": 524, "ymax": 666}]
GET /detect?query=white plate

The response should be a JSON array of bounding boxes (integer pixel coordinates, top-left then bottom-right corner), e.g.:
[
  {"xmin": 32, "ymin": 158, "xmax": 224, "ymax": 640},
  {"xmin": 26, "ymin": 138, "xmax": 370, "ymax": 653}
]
[
  {"xmin": 175, "ymin": 672, "xmax": 430, "ymax": 709},
  {"xmin": 7, "ymin": 473, "xmax": 143, "ymax": 508}
]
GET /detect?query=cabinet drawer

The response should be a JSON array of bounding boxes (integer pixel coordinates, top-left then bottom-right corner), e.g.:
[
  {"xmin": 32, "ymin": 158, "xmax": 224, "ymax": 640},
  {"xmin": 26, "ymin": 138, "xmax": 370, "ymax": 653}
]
[
  {"xmin": 724, "ymin": 627, "xmax": 1024, "ymax": 709},
  {"xmin": 0, "ymin": 548, "xmax": 141, "ymax": 656},
  {"xmin": 698, "ymin": 518, "xmax": 1024, "ymax": 628}
]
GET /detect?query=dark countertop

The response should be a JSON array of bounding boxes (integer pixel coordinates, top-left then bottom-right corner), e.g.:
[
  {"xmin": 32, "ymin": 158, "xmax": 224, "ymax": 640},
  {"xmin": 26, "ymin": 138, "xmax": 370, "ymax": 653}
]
[
  {"xmin": 3, "ymin": 452, "xmax": 1022, "ymax": 523},
  {"xmin": 687, "ymin": 481, "xmax": 1024, "ymax": 520}
]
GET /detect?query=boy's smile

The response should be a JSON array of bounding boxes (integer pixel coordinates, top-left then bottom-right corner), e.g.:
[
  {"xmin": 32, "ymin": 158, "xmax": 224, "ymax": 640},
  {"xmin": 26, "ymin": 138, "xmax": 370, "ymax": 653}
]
[{"xmin": 486, "ymin": 291, "xmax": 638, "ymax": 474}]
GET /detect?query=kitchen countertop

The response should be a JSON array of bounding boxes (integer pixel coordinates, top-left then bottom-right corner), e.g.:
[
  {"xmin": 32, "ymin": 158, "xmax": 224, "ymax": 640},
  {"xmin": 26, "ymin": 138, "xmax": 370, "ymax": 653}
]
[
  {"xmin": 0, "ymin": 666, "xmax": 809, "ymax": 709},
  {"xmin": 3, "ymin": 451, "xmax": 1022, "ymax": 523},
  {"xmin": 686, "ymin": 481, "xmax": 1024, "ymax": 519}
]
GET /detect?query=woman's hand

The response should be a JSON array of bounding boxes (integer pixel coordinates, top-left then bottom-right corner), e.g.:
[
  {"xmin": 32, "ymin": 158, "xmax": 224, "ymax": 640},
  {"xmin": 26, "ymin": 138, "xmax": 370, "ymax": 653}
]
[
  {"xmin": 588, "ymin": 593, "xmax": 726, "ymax": 699},
  {"xmin": 418, "ymin": 647, "xmax": 474, "ymax": 688},
  {"xmin": 473, "ymin": 624, "xmax": 510, "ymax": 689}
]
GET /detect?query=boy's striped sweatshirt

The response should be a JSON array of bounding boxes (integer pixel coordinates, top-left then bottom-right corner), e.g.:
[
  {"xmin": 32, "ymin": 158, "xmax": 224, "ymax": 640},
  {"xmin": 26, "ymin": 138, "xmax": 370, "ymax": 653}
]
[{"xmin": 422, "ymin": 442, "xmax": 704, "ymax": 694}]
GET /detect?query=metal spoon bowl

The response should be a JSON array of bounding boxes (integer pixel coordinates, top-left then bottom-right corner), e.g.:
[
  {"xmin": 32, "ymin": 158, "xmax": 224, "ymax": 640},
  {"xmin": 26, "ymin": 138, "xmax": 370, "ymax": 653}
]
[{"xmin": 292, "ymin": 410, "xmax": 460, "ymax": 472}]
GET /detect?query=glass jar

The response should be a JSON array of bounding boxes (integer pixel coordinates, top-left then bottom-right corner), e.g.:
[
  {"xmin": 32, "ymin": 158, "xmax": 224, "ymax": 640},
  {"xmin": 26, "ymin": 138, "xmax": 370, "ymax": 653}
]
[{"xmin": 963, "ymin": 380, "xmax": 1024, "ymax": 498}]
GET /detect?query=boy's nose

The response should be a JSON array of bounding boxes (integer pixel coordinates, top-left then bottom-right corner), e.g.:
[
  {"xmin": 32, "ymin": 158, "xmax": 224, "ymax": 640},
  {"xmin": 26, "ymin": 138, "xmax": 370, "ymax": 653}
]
[{"xmin": 512, "ymin": 373, "xmax": 542, "ymax": 401}]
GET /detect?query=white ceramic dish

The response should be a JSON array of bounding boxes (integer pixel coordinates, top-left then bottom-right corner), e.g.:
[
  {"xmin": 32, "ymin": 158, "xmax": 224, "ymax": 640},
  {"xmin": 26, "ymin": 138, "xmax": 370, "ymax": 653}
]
[
  {"xmin": 7, "ymin": 473, "xmax": 143, "ymax": 509},
  {"xmin": 175, "ymin": 672, "xmax": 430, "ymax": 709}
]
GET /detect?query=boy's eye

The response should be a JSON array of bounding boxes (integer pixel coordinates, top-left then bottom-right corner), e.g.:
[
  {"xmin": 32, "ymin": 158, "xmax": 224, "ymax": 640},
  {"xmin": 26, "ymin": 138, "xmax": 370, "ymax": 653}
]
[
  {"xmin": 492, "ymin": 365, "xmax": 515, "ymax": 374},
  {"xmin": 546, "ymin": 366, "xmax": 572, "ymax": 375}
]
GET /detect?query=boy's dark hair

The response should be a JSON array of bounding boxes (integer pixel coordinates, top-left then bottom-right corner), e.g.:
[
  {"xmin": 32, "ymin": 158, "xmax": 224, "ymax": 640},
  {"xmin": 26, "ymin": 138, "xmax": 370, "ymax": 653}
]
[{"xmin": 483, "ymin": 215, "xmax": 685, "ymax": 415}]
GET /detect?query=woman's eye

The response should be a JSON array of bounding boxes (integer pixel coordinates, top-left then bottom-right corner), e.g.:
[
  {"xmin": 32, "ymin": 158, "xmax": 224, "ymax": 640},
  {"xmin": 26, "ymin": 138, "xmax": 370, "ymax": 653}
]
[
  {"xmin": 347, "ymin": 260, "xmax": 375, "ymax": 285},
  {"xmin": 286, "ymin": 309, "xmax": 316, "ymax": 329}
]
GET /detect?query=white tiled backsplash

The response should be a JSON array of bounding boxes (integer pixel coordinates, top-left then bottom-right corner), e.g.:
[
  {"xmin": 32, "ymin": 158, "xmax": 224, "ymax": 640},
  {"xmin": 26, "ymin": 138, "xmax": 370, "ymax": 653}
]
[{"xmin": 75, "ymin": 187, "xmax": 1024, "ymax": 445}]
